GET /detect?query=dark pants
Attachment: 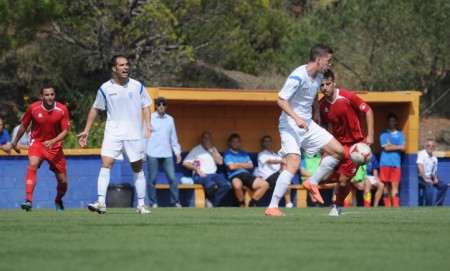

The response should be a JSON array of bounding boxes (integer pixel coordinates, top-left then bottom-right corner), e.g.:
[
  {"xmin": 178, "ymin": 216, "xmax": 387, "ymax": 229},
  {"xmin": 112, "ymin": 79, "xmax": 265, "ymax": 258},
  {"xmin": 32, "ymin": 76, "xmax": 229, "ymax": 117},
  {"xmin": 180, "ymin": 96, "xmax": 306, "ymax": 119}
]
[
  {"xmin": 194, "ymin": 173, "xmax": 231, "ymax": 207},
  {"xmin": 419, "ymin": 177, "xmax": 448, "ymax": 206}
]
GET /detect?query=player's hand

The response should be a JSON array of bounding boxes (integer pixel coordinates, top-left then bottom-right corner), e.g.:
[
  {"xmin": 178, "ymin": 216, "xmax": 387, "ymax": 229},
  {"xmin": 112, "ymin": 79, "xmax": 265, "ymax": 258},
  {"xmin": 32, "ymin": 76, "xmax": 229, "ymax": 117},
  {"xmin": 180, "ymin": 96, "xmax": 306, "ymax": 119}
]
[
  {"xmin": 144, "ymin": 126, "xmax": 152, "ymax": 138},
  {"xmin": 43, "ymin": 140, "xmax": 55, "ymax": 149},
  {"xmin": 77, "ymin": 131, "xmax": 89, "ymax": 148},
  {"xmin": 11, "ymin": 143, "xmax": 20, "ymax": 154},
  {"xmin": 366, "ymin": 135, "xmax": 374, "ymax": 145},
  {"xmin": 295, "ymin": 117, "xmax": 309, "ymax": 131}
]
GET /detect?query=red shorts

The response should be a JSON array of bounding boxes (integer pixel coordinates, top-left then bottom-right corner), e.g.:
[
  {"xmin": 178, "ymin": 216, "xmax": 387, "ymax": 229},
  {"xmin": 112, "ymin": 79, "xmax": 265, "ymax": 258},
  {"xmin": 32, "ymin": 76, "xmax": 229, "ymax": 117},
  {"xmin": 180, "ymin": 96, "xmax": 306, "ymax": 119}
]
[
  {"xmin": 324, "ymin": 144, "xmax": 359, "ymax": 182},
  {"xmin": 379, "ymin": 166, "xmax": 401, "ymax": 183},
  {"xmin": 28, "ymin": 142, "xmax": 67, "ymax": 174}
]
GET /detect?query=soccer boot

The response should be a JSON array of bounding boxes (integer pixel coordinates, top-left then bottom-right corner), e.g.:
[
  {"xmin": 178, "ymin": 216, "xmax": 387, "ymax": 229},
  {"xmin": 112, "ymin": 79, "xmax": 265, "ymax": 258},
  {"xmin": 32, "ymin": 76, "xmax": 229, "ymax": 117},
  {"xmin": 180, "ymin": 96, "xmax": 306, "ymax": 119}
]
[
  {"xmin": 303, "ymin": 179, "xmax": 324, "ymax": 204},
  {"xmin": 21, "ymin": 200, "xmax": 32, "ymax": 212},
  {"xmin": 136, "ymin": 205, "xmax": 151, "ymax": 214},
  {"xmin": 265, "ymin": 207, "xmax": 286, "ymax": 217},
  {"xmin": 329, "ymin": 204, "xmax": 342, "ymax": 216},
  {"xmin": 88, "ymin": 201, "xmax": 106, "ymax": 214},
  {"xmin": 55, "ymin": 200, "xmax": 65, "ymax": 212}
]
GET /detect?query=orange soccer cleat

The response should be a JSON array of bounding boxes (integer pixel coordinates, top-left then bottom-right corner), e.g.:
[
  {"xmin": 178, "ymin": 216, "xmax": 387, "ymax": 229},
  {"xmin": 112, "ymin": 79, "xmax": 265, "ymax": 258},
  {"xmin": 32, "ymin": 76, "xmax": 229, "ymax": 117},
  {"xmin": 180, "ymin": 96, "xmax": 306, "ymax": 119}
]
[
  {"xmin": 265, "ymin": 207, "xmax": 286, "ymax": 217},
  {"xmin": 303, "ymin": 179, "xmax": 324, "ymax": 204}
]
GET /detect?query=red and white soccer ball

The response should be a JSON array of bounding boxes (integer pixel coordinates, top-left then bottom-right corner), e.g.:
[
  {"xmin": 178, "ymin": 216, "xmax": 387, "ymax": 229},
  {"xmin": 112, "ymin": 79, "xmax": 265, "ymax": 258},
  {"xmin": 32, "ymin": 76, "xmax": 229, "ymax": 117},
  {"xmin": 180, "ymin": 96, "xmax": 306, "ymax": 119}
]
[{"xmin": 350, "ymin": 143, "xmax": 372, "ymax": 165}]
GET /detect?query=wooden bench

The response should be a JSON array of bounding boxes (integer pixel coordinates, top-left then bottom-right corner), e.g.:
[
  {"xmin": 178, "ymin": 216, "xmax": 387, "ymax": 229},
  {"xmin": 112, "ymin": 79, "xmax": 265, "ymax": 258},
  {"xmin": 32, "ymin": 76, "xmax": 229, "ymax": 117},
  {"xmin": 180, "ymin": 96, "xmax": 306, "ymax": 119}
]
[{"xmin": 156, "ymin": 183, "xmax": 336, "ymax": 208}]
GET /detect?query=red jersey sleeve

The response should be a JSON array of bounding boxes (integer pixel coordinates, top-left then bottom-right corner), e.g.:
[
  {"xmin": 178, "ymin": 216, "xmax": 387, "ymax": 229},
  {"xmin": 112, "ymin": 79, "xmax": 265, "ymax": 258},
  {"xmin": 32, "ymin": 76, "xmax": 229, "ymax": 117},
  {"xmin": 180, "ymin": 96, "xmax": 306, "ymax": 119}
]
[
  {"xmin": 58, "ymin": 103, "xmax": 71, "ymax": 131},
  {"xmin": 341, "ymin": 89, "xmax": 371, "ymax": 114}
]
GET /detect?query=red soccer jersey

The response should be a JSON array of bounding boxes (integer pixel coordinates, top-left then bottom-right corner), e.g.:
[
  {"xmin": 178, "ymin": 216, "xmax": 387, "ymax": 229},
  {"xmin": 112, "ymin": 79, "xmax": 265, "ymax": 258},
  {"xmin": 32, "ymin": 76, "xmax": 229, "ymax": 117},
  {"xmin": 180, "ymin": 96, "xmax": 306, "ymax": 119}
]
[
  {"xmin": 21, "ymin": 101, "xmax": 70, "ymax": 148},
  {"xmin": 319, "ymin": 89, "xmax": 370, "ymax": 145}
]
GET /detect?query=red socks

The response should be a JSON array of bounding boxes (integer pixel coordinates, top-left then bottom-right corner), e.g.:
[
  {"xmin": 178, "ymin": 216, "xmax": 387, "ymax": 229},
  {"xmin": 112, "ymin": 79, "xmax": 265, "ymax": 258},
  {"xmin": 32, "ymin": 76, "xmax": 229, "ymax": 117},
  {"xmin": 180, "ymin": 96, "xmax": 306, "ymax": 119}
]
[
  {"xmin": 334, "ymin": 184, "xmax": 351, "ymax": 207},
  {"xmin": 56, "ymin": 182, "xmax": 68, "ymax": 203},
  {"xmin": 25, "ymin": 166, "xmax": 37, "ymax": 202}
]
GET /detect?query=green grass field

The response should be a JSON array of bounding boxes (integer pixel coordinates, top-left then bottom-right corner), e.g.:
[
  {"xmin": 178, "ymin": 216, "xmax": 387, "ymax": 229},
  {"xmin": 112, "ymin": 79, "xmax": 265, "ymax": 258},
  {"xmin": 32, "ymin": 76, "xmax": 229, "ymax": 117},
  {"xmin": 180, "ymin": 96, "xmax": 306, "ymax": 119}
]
[{"xmin": 1, "ymin": 207, "xmax": 449, "ymax": 271}]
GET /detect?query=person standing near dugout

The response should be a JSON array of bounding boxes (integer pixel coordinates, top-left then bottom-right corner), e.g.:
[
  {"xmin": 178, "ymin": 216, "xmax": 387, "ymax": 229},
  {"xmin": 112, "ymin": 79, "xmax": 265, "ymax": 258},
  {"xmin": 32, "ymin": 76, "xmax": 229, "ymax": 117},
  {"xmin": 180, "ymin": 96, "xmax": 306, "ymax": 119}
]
[
  {"xmin": 78, "ymin": 54, "xmax": 152, "ymax": 214},
  {"xmin": 12, "ymin": 83, "xmax": 71, "ymax": 211}
]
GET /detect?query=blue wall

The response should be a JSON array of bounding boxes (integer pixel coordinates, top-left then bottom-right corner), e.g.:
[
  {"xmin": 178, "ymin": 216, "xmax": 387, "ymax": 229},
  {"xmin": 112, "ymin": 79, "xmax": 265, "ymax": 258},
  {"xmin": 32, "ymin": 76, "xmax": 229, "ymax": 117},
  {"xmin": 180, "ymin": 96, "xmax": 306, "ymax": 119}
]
[{"xmin": 1, "ymin": 153, "xmax": 449, "ymax": 209}]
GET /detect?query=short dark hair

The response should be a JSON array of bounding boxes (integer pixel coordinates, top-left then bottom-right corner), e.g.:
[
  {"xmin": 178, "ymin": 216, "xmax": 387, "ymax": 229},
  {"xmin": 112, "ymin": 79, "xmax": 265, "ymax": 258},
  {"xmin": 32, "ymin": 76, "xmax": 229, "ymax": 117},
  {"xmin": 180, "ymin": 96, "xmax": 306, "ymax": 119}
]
[
  {"xmin": 228, "ymin": 133, "xmax": 240, "ymax": 142},
  {"xmin": 260, "ymin": 135, "xmax": 272, "ymax": 144},
  {"xmin": 155, "ymin": 96, "xmax": 167, "ymax": 105},
  {"xmin": 40, "ymin": 81, "xmax": 56, "ymax": 95},
  {"xmin": 323, "ymin": 69, "xmax": 335, "ymax": 80},
  {"xmin": 309, "ymin": 44, "xmax": 333, "ymax": 62},
  {"xmin": 387, "ymin": 112, "xmax": 398, "ymax": 121},
  {"xmin": 109, "ymin": 54, "xmax": 128, "ymax": 69}
]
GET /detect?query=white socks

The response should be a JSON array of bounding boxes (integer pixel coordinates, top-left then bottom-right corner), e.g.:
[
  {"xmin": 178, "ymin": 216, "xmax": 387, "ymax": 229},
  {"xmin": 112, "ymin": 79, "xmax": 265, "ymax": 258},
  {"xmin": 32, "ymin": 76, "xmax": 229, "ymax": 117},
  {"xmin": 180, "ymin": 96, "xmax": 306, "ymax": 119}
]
[
  {"xmin": 97, "ymin": 167, "xmax": 111, "ymax": 205},
  {"xmin": 309, "ymin": 155, "xmax": 340, "ymax": 185},
  {"xmin": 269, "ymin": 170, "xmax": 294, "ymax": 208},
  {"xmin": 134, "ymin": 171, "xmax": 146, "ymax": 206}
]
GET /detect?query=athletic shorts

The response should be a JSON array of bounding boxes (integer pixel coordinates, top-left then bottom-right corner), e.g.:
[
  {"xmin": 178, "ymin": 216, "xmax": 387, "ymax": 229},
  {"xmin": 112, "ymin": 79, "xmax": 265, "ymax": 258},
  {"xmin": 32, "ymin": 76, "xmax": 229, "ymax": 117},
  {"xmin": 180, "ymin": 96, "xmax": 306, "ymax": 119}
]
[
  {"xmin": 367, "ymin": 175, "xmax": 377, "ymax": 185},
  {"xmin": 28, "ymin": 141, "xmax": 67, "ymax": 174},
  {"xmin": 265, "ymin": 171, "xmax": 281, "ymax": 189},
  {"xmin": 229, "ymin": 172, "xmax": 257, "ymax": 189},
  {"xmin": 101, "ymin": 137, "xmax": 144, "ymax": 163},
  {"xmin": 379, "ymin": 166, "xmax": 401, "ymax": 182},
  {"xmin": 279, "ymin": 120, "xmax": 333, "ymax": 157},
  {"xmin": 324, "ymin": 144, "xmax": 359, "ymax": 181}
]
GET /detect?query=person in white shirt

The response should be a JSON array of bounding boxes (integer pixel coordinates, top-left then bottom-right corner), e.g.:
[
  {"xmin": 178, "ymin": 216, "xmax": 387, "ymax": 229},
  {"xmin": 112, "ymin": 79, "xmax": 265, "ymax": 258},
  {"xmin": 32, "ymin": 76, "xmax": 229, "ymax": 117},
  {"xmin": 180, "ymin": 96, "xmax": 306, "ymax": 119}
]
[
  {"xmin": 417, "ymin": 139, "xmax": 448, "ymax": 206},
  {"xmin": 145, "ymin": 96, "xmax": 182, "ymax": 208},
  {"xmin": 78, "ymin": 55, "xmax": 152, "ymax": 214},
  {"xmin": 254, "ymin": 135, "xmax": 293, "ymax": 208},
  {"xmin": 182, "ymin": 132, "xmax": 231, "ymax": 207},
  {"xmin": 12, "ymin": 123, "xmax": 31, "ymax": 150},
  {"xmin": 265, "ymin": 44, "xmax": 344, "ymax": 217}
]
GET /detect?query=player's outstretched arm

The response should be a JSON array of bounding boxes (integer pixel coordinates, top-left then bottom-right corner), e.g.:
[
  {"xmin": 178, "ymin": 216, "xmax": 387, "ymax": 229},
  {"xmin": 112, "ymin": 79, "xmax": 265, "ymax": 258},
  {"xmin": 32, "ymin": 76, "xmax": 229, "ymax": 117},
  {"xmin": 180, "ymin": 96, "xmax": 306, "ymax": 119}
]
[{"xmin": 77, "ymin": 108, "xmax": 99, "ymax": 148}]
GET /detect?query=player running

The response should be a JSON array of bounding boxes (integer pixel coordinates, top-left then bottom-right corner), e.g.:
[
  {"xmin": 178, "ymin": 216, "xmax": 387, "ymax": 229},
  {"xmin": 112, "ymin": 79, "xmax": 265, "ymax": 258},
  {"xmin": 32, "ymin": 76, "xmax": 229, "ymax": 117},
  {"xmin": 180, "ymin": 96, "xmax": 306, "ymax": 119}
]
[
  {"xmin": 265, "ymin": 44, "xmax": 344, "ymax": 217},
  {"xmin": 318, "ymin": 69, "xmax": 374, "ymax": 216},
  {"xmin": 12, "ymin": 83, "xmax": 71, "ymax": 211}
]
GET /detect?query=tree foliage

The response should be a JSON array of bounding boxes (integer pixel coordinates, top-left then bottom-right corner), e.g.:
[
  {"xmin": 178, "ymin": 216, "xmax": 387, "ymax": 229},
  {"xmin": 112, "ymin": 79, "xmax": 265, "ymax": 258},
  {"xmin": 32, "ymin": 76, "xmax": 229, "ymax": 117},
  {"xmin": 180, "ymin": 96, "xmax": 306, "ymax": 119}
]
[{"xmin": 0, "ymin": 0, "xmax": 449, "ymax": 144}]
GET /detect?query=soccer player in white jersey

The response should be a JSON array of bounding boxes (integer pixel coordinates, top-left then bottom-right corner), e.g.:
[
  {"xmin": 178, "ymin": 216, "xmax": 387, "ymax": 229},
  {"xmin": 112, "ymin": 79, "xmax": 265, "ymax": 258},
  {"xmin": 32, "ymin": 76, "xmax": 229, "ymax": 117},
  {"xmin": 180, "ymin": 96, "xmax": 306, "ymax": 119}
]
[
  {"xmin": 77, "ymin": 55, "xmax": 152, "ymax": 214},
  {"xmin": 265, "ymin": 44, "xmax": 344, "ymax": 217}
]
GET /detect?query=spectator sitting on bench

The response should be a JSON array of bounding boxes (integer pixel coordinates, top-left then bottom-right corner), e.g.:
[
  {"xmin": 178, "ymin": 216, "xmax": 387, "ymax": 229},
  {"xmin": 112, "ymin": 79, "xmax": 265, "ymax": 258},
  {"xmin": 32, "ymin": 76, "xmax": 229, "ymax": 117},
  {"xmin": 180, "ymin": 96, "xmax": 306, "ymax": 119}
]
[
  {"xmin": 224, "ymin": 133, "xmax": 269, "ymax": 207},
  {"xmin": 182, "ymin": 132, "xmax": 231, "ymax": 207},
  {"xmin": 254, "ymin": 135, "xmax": 293, "ymax": 208}
]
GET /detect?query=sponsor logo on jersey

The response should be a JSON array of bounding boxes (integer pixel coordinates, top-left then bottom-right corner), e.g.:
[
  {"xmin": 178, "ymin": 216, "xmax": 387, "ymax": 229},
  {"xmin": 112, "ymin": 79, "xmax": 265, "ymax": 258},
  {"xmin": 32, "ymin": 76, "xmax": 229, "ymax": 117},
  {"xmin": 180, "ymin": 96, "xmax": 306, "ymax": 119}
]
[
  {"xmin": 38, "ymin": 113, "xmax": 43, "ymax": 118},
  {"xmin": 128, "ymin": 92, "xmax": 133, "ymax": 99},
  {"xmin": 109, "ymin": 93, "xmax": 118, "ymax": 97},
  {"xmin": 360, "ymin": 103, "xmax": 367, "ymax": 110}
]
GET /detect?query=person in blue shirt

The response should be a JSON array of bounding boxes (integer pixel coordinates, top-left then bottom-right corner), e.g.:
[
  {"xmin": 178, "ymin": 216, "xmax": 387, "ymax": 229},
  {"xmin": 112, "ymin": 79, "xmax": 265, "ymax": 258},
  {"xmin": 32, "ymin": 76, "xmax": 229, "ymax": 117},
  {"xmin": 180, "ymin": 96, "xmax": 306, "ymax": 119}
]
[
  {"xmin": 0, "ymin": 117, "xmax": 12, "ymax": 154},
  {"xmin": 224, "ymin": 133, "xmax": 269, "ymax": 207},
  {"xmin": 379, "ymin": 113, "xmax": 405, "ymax": 207},
  {"xmin": 145, "ymin": 97, "xmax": 182, "ymax": 208}
]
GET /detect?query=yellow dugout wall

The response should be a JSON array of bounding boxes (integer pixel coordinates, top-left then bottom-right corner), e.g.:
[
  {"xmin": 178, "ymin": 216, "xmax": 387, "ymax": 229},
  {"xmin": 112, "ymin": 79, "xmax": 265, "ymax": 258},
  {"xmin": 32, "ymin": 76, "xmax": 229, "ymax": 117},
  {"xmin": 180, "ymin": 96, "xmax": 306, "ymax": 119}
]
[{"xmin": 148, "ymin": 87, "xmax": 421, "ymax": 154}]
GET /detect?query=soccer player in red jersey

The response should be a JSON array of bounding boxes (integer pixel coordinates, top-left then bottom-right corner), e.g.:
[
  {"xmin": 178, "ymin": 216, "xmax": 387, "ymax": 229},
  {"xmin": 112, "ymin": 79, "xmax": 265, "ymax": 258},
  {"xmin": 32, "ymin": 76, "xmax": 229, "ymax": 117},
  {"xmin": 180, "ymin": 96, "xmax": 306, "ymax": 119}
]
[
  {"xmin": 11, "ymin": 83, "xmax": 71, "ymax": 212},
  {"xmin": 319, "ymin": 70, "xmax": 374, "ymax": 216}
]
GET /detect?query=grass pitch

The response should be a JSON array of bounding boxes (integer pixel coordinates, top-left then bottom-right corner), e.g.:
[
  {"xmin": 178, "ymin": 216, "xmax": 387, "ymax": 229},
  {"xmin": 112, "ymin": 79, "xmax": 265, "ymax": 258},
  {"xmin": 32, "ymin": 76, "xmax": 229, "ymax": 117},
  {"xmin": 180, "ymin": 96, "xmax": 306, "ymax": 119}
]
[{"xmin": 1, "ymin": 207, "xmax": 449, "ymax": 271}]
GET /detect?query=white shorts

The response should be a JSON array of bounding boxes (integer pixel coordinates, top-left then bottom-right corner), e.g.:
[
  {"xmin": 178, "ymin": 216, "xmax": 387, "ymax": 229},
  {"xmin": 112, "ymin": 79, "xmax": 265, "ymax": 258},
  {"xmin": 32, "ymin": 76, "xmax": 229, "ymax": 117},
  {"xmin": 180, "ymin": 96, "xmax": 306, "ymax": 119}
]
[
  {"xmin": 367, "ymin": 175, "xmax": 377, "ymax": 185},
  {"xmin": 101, "ymin": 137, "xmax": 144, "ymax": 163},
  {"xmin": 278, "ymin": 119, "xmax": 333, "ymax": 157}
]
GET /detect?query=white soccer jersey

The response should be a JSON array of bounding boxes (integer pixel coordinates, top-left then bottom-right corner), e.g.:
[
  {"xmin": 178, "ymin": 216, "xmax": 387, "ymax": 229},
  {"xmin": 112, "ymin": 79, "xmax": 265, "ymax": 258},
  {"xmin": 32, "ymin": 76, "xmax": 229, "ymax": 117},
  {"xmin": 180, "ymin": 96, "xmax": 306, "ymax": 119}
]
[
  {"xmin": 255, "ymin": 150, "xmax": 282, "ymax": 179},
  {"xmin": 278, "ymin": 65, "xmax": 323, "ymax": 123},
  {"xmin": 93, "ymin": 78, "xmax": 151, "ymax": 140}
]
